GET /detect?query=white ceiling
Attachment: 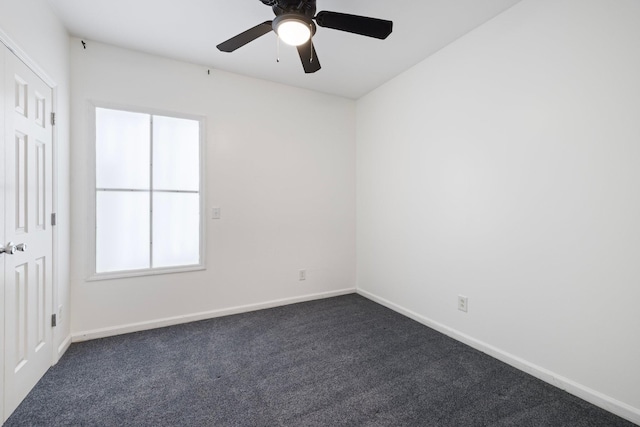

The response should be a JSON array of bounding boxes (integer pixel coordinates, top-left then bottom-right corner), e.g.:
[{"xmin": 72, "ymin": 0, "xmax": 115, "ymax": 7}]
[{"xmin": 47, "ymin": 0, "xmax": 521, "ymax": 99}]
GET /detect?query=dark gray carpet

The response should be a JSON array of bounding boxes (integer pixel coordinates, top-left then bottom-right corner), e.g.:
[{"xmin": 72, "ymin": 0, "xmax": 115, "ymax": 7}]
[{"xmin": 5, "ymin": 294, "xmax": 635, "ymax": 426}]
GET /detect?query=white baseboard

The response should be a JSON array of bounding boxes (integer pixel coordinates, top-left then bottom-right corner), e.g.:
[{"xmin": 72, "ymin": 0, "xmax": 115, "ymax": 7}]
[
  {"xmin": 72, "ymin": 288, "xmax": 356, "ymax": 343},
  {"xmin": 56, "ymin": 335, "xmax": 72, "ymax": 362},
  {"xmin": 357, "ymin": 289, "xmax": 640, "ymax": 426}
]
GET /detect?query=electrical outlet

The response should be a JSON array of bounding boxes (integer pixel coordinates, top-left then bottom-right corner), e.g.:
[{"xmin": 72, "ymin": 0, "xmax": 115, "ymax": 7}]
[
  {"xmin": 212, "ymin": 207, "xmax": 221, "ymax": 219},
  {"xmin": 458, "ymin": 295, "xmax": 468, "ymax": 313},
  {"xmin": 299, "ymin": 269, "xmax": 306, "ymax": 281}
]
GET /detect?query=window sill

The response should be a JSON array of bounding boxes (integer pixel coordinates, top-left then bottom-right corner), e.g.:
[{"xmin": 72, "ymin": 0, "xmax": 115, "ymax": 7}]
[{"xmin": 86, "ymin": 264, "xmax": 206, "ymax": 282}]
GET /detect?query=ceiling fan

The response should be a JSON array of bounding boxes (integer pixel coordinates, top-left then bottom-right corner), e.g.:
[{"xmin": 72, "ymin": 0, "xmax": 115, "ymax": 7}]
[{"xmin": 217, "ymin": 0, "xmax": 393, "ymax": 73}]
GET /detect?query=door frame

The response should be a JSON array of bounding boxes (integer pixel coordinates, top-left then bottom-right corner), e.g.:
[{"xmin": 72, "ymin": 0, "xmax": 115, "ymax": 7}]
[
  {"xmin": 0, "ymin": 42, "xmax": 5, "ymax": 424},
  {"xmin": 0, "ymin": 26, "xmax": 60, "ymax": 422}
]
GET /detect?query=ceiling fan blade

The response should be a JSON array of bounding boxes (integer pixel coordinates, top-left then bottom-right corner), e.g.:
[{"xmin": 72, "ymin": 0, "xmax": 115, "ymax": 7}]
[
  {"xmin": 297, "ymin": 39, "xmax": 321, "ymax": 73},
  {"xmin": 315, "ymin": 11, "xmax": 392, "ymax": 40},
  {"xmin": 217, "ymin": 21, "xmax": 273, "ymax": 52}
]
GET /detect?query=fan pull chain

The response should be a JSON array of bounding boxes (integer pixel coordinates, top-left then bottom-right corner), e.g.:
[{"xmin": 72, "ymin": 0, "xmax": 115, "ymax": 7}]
[
  {"xmin": 309, "ymin": 25, "xmax": 314, "ymax": 63},
  {"xmin": 277, "ymin": 36, "xmax": 280, "ymax": 63}
]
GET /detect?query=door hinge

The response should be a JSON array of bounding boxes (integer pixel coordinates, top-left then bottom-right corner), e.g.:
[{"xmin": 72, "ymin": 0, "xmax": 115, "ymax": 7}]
[
  {"xmin": 51, "ymin": 213, "xmax": 57, "ymax": 226},
  {"xmin": 51, "ymin": 112, "xmax": 56, "ymax": 126},
  {"xmin": 51, "ymin": 314, "xmax": 57, "ymax": 327}
]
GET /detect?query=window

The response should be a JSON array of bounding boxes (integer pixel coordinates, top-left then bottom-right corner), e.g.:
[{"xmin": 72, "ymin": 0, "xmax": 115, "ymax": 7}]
[{"xmin": 92, "ymin": 106, "xmax": 204, "ymax": 278}]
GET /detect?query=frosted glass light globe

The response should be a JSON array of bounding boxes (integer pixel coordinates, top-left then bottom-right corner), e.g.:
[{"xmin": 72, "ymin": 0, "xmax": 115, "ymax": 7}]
[{"xmin": 276, "ymin": 19, "xmax": 311, "ymax": 46}]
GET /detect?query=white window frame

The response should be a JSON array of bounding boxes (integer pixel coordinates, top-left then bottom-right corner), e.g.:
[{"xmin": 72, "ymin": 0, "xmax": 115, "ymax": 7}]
[{"xmin": 87, "ymin": 101, "xmax": 206, "ymax": 281}]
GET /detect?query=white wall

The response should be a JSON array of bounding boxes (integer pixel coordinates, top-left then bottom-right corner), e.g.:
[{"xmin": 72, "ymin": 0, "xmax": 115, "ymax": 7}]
[
  {"xmin": 356, "ymin": 0, "xmax": 640, "ymax": 423},
  {"xmin": 0, "ymin": 0, "xmax": 71, "ymax": 358},
  {"xmin": 70, "ymin": 40, "xmax": 356, "ymax": 337}
]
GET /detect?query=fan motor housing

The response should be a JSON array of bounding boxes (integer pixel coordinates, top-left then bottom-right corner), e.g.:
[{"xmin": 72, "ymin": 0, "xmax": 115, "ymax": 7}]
[{"xmin": 263, "ymin": 0, "xmax": 317, "ymax": 19}]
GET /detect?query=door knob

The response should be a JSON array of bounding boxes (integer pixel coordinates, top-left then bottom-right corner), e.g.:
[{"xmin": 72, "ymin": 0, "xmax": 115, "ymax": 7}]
[
  {"xmin": 0, "ymin": 242, "xmax": 25, "ymax": 255},
  {"xmin": 1, "ymin": 242, "xmax": 17, "ymax": 255}
]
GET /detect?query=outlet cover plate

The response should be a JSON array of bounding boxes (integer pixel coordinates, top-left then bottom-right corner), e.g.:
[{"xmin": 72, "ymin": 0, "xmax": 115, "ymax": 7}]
[{"xmin": 458, "ymin": 295, "xmax": 468, "ymax": 313}]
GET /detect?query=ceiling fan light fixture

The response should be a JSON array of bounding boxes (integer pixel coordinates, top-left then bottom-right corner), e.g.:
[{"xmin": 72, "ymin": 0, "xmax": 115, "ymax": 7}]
[
  {"xmin": 217, "ymin": 3, "xmax": 394, "ymax": 74},
  {"xmin": 273, "ymin": 14, "xmax": 314, "ymax": 46}
]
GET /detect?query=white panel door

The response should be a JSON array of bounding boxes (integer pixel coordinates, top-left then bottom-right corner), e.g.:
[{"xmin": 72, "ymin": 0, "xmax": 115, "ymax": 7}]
[{"xmin": 2, "ymin": 45, "xmax": 54, "ymax": 422}]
